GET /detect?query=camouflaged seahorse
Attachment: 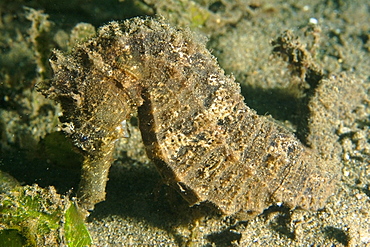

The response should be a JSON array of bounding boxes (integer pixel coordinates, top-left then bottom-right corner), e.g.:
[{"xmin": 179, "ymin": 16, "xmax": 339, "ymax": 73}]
[{"xmin": 38, "ymin": 17, "xmax": 338, "ymax": 216}]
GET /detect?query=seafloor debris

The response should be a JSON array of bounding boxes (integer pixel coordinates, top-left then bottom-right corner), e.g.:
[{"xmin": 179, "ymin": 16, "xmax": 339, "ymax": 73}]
[{"xmin": 38, "ymin": 17, "xmax": 338, "ymax": 216}]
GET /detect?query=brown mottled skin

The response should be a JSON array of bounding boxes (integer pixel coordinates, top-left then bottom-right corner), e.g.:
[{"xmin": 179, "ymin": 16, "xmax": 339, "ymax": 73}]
[{"xmin": 38, "ymin": 17, "xmax": 337, "ymax": 216}]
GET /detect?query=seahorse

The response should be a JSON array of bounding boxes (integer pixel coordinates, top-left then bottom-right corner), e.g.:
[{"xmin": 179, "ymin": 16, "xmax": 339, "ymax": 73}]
[{"xmin": 38, "ymin": 17, "xmax": 338, "ymax": 216}]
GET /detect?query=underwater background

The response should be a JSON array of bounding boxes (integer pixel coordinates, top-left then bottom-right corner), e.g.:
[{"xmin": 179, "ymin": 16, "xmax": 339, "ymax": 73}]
[{"xmin": 0, "ymin": 0, "xmax": 369, "ymax": 246}]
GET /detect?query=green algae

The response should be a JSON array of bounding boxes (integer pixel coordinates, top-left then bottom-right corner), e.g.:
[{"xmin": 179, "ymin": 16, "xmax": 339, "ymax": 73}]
[
  {"xmin": 0, "ymin": 178, "xmax": 92, "ymax": 246},
  {"xmin": 65, "ymin": 202, "xmax": 92, "ymax": 247}
]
